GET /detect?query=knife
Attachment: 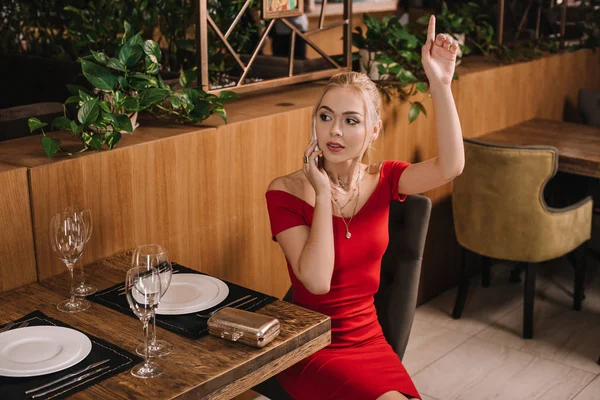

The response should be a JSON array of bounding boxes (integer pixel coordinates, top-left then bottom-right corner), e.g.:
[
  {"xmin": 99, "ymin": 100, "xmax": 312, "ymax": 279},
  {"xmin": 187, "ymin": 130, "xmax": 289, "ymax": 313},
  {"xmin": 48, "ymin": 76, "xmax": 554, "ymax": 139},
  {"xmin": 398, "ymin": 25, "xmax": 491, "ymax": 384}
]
[
  {"xmin": 25, "ymin": 359, "xmax": 110, "ymax": 394},
  {"xmin": 30, "ymin": 365, "xmax": 111, "ymax": 398}
]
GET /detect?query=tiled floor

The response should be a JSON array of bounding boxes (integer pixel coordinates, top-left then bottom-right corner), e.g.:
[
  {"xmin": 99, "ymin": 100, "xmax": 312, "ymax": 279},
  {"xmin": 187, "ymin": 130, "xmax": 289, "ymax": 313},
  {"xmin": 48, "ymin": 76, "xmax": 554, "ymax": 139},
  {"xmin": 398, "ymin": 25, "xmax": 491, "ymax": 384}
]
[{"xmin": 407, "ymin": 255, "xmax": 600, "ymax": 400}]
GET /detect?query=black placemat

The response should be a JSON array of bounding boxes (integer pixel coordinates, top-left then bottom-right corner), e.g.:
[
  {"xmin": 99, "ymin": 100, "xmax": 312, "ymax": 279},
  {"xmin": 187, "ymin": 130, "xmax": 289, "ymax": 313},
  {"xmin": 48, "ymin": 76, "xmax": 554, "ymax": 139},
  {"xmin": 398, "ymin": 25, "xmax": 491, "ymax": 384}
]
[
  {"xmin": 0, "ymin": 310, "xmax": 142, "ymax": 400},
  {"xmin": 88, "ymin": 263, "xmax": 277, "ymax": 339}
]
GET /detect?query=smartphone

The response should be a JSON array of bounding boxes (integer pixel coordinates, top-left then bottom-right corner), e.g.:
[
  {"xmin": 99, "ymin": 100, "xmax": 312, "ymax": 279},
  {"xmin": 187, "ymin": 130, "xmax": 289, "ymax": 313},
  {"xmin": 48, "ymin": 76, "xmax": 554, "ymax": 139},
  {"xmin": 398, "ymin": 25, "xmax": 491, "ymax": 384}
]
[{"xmin": 312, "ymin": 117, "xmax": 322, "ymax": 168}]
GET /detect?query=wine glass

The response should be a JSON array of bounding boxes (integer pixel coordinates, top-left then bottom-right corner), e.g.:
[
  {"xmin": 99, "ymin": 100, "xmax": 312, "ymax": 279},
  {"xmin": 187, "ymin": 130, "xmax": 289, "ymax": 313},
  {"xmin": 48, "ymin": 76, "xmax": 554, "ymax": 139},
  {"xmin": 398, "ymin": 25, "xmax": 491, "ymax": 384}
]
[
  {"xmin": 50, "ymin": 211, "xmax": 91, "ymax": 313},
  {"xmin": 68, "ymin": 207, "xmax": 97, "ymax": 296},
  {"xmin": 125, "ymin": 266, "xmax": 164, "ymax": 378},
  {"xmin": 131, "ymin": 244, "xmax": 173, "ymax": 357}
]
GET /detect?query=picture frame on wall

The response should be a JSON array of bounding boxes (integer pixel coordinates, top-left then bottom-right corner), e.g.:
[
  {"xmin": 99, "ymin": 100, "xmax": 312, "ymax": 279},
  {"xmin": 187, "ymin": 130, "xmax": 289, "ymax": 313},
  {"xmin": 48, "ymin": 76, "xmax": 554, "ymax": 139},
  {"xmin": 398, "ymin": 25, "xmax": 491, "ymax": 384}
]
[{"xmin": 263, "ymin": 0, "xmax": 304, "ymax": 19}]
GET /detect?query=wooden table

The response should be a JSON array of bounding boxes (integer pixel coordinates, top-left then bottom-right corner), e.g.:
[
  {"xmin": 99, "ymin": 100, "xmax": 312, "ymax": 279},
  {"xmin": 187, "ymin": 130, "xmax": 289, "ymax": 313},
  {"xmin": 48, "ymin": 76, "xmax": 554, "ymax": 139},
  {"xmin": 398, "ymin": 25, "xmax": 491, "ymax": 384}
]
[
  {"xmin": 477, "ymin": 119, "xmax": 600, "ymax": 179},
  {"xmin": 0, "ymin": 254, "xmax": 331, "ymax": 399}
]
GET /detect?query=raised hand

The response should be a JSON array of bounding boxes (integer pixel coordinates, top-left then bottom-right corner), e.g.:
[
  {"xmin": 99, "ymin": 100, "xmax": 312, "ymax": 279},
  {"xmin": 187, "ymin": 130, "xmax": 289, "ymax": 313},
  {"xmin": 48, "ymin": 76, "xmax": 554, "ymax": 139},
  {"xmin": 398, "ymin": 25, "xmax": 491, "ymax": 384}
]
[{"xmin": 421, "ymin": 15, "xmax": 459, "ymax": 88}]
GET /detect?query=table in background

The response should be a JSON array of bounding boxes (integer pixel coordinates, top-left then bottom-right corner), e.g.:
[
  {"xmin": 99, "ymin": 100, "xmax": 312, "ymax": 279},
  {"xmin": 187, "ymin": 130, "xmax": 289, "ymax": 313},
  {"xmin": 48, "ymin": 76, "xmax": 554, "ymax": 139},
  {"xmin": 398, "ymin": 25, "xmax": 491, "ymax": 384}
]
[{"xmin": 477, "ymin": 118, "xmax": 600, "ymax": 179}]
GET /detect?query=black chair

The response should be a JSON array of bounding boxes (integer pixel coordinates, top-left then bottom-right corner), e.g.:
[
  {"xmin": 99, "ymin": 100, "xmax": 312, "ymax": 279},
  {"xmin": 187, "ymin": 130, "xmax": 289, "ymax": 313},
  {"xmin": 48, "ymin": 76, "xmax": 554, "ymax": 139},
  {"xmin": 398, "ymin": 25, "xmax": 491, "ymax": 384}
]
[{"xmin": 253, "ymin": 195, "xmax": 432, "ymax": 399}]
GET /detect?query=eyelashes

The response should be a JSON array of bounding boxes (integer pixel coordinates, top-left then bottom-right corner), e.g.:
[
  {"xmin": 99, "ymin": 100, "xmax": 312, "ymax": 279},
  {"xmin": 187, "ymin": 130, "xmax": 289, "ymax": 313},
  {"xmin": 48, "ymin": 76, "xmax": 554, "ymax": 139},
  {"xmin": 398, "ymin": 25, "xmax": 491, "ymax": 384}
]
[{"xmin": 319, "ymin": 113, "xmax": 360, "ymax": 126}]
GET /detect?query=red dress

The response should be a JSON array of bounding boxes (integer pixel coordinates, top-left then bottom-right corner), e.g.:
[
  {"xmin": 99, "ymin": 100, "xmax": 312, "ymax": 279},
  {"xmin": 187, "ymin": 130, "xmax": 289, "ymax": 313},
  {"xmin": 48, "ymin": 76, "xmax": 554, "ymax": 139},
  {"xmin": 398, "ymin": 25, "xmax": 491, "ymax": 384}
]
[{"xmin": 265, "ymin": 161, "xmax": 421, "ymax": 400}]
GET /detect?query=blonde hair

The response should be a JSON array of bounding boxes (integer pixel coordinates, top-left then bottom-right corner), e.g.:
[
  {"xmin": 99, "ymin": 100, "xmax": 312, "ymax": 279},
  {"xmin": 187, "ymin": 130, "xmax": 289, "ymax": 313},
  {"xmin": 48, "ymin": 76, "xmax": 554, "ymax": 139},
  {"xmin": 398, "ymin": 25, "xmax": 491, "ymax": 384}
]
[{"xmin": 312, "ymin": 71, "xmax": 382, "ymax": 164}]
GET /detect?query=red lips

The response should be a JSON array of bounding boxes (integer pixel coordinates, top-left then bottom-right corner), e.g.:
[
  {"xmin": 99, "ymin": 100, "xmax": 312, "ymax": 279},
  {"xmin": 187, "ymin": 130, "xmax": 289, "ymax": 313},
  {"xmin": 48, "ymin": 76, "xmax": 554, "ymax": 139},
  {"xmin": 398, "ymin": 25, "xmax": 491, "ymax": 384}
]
[{"xmin": 326, "ymin": 142, "xmax": 344, "ymax": 153}]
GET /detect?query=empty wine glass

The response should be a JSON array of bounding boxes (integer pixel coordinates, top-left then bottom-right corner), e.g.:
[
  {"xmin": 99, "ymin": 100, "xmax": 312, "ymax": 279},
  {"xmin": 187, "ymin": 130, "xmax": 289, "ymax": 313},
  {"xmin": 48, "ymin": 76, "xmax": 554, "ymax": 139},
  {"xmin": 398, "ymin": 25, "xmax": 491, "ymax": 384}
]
[
  {"xmin": 125, "ymin": 266, "xmax": 164, "ymax": 378},
  {"xmin": 132, "ymin": 244, "xmax": 173, "ymax": 357},
  {"xmin": 67, "ymin": 207, "xmax": 97, "ymax": 296},
  {"xmin": 50, "ymin": 211, "xmax": 91, "ymax": 313}
]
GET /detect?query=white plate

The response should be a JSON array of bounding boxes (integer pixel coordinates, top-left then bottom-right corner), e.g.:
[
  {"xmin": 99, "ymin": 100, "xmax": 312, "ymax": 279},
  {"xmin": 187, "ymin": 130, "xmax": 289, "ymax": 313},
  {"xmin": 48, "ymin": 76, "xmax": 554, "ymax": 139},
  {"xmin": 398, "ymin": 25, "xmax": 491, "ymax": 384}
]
[
  {"xmin": 0, "ymin": 326, "xmax": 92, "ymax": 377},
  {"xmin": 156, "ymin": 274, "xmax": 229, "ymax": 315}
]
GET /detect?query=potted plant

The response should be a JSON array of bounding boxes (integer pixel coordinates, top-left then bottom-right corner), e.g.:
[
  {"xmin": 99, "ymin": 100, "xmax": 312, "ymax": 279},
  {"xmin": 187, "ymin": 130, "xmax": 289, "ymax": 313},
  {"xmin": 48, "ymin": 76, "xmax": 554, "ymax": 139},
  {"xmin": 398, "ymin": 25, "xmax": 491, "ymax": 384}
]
[
  {"xmin": 353, "ymin": 14, "xmax": 429, "ymax": 123},
  {"xmin": 28, "ymin": 21, "xmax": 238, "ymax": 158}
]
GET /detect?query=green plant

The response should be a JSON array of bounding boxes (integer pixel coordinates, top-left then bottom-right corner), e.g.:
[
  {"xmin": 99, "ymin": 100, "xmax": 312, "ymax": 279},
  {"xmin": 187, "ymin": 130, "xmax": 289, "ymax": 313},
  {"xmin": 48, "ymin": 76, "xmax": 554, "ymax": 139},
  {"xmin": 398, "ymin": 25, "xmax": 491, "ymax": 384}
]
[
  {"xmin": 28, "ymin": 22, "xmax": 238, "ymax": 158},
  {"xmin": 353, "ymin": 14, "xmax": 429, "ymax": 123},
  {"xmin": 582, "ymin": 0, "xmax": 600, "ymax": 49}
]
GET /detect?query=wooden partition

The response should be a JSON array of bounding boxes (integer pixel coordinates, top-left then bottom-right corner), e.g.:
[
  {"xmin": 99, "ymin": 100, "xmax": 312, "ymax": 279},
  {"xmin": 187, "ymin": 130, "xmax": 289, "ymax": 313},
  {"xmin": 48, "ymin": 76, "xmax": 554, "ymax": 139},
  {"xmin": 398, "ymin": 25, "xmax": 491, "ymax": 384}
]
[
  {"xmin": 0, "ymin": 162, "xmax": 36, "ymax": 292},
  {"xmin": 1, "ymin": 49, "xmax": 598, "ymax": 303}
]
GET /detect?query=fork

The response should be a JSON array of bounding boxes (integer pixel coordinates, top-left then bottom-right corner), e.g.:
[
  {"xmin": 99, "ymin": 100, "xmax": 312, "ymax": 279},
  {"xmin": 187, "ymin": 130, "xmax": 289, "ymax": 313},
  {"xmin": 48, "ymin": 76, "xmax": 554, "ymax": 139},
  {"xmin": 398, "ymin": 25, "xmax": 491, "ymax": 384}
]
[
  {"xmin": 196, "ymin": 295, "xmax": 257, "ymax": 318},
  {"xmin": 0, "ymin": 321, "xmax": 29, "ymax": 333}
]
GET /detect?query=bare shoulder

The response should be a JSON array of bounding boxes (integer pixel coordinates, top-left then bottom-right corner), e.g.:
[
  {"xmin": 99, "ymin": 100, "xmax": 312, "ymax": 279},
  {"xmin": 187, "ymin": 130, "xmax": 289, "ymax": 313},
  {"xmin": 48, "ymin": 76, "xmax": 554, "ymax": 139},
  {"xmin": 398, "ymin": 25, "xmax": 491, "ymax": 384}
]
[
  {"xmin": 267, "ymin": 170, "xmax": 308, "ymax": 198},
  {"xmin": 366, "ymin": 162, "xmax": 384, "ymax": 176}
]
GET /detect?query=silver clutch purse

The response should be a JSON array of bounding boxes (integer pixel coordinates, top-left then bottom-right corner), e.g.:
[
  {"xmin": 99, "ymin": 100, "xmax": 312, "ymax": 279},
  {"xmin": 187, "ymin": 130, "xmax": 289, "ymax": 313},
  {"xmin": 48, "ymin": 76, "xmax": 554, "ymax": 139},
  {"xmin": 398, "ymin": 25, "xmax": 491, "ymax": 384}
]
[{"xmin": 207, "ymin": 307, "xmax": 280, "ymax": 348}]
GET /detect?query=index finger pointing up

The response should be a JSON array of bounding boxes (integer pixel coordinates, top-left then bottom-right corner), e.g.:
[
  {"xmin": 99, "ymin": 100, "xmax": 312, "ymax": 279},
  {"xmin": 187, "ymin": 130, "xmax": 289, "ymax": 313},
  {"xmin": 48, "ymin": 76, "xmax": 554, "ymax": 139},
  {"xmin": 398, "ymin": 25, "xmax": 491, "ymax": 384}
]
[{"xmin": 427, "ymin": 15, "xmax": 436, "ymax": 43}]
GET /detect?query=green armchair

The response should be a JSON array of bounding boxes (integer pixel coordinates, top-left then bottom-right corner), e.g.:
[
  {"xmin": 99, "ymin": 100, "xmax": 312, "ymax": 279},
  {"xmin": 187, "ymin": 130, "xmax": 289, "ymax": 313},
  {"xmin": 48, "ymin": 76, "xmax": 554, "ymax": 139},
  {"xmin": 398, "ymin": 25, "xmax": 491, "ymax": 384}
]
[{"xmin": 452, "ymin": 138, "xmax": 593, "ymax": 339}]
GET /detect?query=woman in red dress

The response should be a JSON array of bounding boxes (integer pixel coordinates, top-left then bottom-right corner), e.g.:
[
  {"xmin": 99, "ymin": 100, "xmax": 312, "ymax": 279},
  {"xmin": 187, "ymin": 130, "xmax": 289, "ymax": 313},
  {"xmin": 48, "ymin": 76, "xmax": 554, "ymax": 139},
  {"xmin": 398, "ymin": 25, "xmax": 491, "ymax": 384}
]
[{"xmin": 265, "ymin": 16, "xmax": 464, "ymax": 400}]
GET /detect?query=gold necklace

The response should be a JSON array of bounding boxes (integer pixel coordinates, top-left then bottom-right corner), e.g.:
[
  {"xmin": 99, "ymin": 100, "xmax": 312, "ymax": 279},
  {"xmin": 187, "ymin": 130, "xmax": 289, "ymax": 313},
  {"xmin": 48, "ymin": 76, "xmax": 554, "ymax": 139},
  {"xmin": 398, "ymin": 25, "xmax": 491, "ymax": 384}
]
[
  {"xmin": 331, "ymin": 183, "xmax": 358, "ymax": 211},
  {"xmin": 328, "ymin": 169, "xmax": 362, "ymax": 191},
  {"xmin": 331, "ymin": 174, "xmax": 361, "ymax": 239}
]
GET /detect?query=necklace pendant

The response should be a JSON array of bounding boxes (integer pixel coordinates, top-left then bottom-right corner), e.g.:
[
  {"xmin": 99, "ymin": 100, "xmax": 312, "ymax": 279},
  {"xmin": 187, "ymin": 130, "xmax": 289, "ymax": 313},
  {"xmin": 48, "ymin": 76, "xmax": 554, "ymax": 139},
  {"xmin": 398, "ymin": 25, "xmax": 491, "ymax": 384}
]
[{"xmin": 345, "ymin": 231, "xmax": 352, "ymax": 239}]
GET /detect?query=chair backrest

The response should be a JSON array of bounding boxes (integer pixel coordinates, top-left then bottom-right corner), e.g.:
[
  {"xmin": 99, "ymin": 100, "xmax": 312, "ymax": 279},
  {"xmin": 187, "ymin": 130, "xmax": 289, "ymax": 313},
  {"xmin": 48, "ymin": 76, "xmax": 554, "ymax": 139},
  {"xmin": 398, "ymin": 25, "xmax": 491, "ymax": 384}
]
[
  {"xmin": 578, "ymin": 88, "xmax": 600, "ymax": 127},
  {"xmin": 452, "ymin": 138, "xmax": 558, "ymax": 261},
  {"xmin": 282, "ymin": 194, "xmax": 432, "ymax": 360},
  {"xmin": 375, "ymin": 194, "xmax": 431, "ymax": 360}
]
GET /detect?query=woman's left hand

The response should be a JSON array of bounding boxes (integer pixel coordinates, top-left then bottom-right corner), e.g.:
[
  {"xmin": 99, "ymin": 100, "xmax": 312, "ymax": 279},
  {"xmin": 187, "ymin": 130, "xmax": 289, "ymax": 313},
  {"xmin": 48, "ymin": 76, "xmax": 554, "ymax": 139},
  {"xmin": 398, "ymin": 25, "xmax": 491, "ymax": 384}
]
[{"xmin": 421, "ymin": 15, "xmax": 458, "ymax": 88}]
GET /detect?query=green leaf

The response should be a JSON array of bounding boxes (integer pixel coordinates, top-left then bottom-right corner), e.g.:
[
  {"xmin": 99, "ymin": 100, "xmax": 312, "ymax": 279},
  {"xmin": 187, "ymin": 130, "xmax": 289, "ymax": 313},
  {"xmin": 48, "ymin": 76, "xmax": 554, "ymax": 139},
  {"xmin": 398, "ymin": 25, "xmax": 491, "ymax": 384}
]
[
  {"xmin": 119, "ymin": 44, "xmax": 143, "ymax": 68},
  {"xmin": 114, "ymin": 91, "xmax": 123, "ymax": 105},
  {"xmin": 128, "ymin": 33, "xmax": 143, "ymax": 46},
  {"xmin": 129, "ymin": 74, "xmax": 159, "ymax": 90},
  {"xmin": 414, "ymin": 101, "xmax": 427, "ymax": 117},
  {"xmin": 107, "ymin": 58, "xmax": 127, "ymax": 72},
  {"xmin": 71, "ymin": 120, "xmax": 83, "ymax": 135},
  {"xmin": 28, "ymin": 117, "xmax": 47, "ymax": 133},
  {"xmin": 189, "ymin": 100, "xmax": 211, "ymax": 121},
  {"xmin": 218, "ymin": 90, "xmax": 239, "ymax": 103},
  {"xmin": 64, "ymin": 95, "xmax": 80, "ymax": 105},
  {"xmin": 117, "ymin": 76, "xmax": 128, "ymax": 89},
  {"xmin": 143, "ymin": 40, "xmax": 162, "ymax": 63},
  {"xmin": 99, "ymin": 101, "xmax": 111, "ymax": 113},
  {"xmin": 179, "ymin": 69, "xmax": 196, "ymax": 88},
  {"xmin": 80, "ymin": 59, "xmax": 117, "ymax": 90},
  {"xmin": 113, "ymin": 114, "xmax": 133, "ymax": 132},
  {"xmin": 77, "ymin": 98, "xmax": 99, "ymax": 126},
  {"xmin": 41, "ymin": 136, "xmax": 61, "ymax": 158},
  {"xmin": 90, "ymin": 50, "xmax": 108, "ymax": 65},
  {"xmin": 52, "ymin": 116, "xmax": 71, "ymax": 131},
  {"xmin": 416, "ymin": 82, "xmax": 428, "ymax": 93},
  {"xmin": 212, "ymin": 106, "xmax": 227, "ymax": 123},
  {"xmin": 122, "ymin": 97, "xmax": 139, "ymax": 113},
  {"xmin": 181, "ymin": 88, "xmax": 200, "ymax": 104},
  {"xmin": 145, "ymin": 60, "xmax": 160, "ymax": 75},
  {"xmin": 408, "ymin": 103, "xmax": 421, "ymax": 123},
  {"xmin": 105, "ymin": 131, "xmax": 121, "ymax": 149},
  {"xmin": 138, "ymin": 88, "xmax": 169, "ymax": 110},
  {"xmin": 84, "ymin": 132, "xmax": 104, "ymax": 150},
  {"xmin": 78, "ymin": 90, "xmax": 94, "ymax": 102},
  {"xmin": 123, "ymin": 21, "xmax": 132, "ymax": 44},
  {"xmin": 66, "ymin": 84, "xmax": 90, "ymax": 96}
]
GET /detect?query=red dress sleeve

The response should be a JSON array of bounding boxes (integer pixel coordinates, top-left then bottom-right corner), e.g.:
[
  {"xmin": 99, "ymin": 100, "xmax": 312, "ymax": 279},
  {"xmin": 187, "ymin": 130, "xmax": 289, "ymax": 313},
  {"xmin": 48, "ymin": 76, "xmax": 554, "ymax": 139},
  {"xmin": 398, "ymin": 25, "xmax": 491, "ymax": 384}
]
[
  {"xmin": 382, "ymin": 160, "xmax": 411, "ymax": 202},
  {"xmin": 265, "ymin": 190, "xmax": 307, "ymax": 241}
]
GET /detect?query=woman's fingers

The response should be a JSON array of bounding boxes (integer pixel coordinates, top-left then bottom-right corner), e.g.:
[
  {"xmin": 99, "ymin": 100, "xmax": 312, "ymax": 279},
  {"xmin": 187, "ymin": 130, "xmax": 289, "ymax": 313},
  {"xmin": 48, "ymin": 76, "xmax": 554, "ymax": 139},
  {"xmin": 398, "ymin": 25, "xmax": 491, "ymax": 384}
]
[
  {"xmin": 427, "ymin": 15, "xmax": 436, "ymax": 43},
  {"xmin": 304, "ymin": 139, "xmax": 318, "ymax": 158}
]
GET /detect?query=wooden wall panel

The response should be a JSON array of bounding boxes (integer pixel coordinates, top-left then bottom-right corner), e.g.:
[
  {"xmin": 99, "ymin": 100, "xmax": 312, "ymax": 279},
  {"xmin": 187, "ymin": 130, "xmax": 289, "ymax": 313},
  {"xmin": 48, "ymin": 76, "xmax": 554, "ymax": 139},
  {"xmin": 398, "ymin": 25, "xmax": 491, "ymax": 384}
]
[
  {"xmin": 0, "ymin": 163, "xmax": 37, "ymax": 292},
  {"xmin": 0, "ymin": 49, "xmax": 598, "ymax": 303}
]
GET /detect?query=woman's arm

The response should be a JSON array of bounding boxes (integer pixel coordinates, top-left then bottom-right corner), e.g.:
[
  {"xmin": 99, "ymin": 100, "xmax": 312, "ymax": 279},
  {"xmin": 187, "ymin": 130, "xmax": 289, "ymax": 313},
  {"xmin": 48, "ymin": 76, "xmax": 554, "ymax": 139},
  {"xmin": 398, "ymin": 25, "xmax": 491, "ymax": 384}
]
[
  {"xmin": 397, "ymin": 15, "xmax": 465, "ymax": 195},
  {"xmin": 269, "ymin": 139, "xmax": 335, "ymax": 295},
  {"xmin": 274, "ymin": 191, "xmax": 335, "ymax": 295}
]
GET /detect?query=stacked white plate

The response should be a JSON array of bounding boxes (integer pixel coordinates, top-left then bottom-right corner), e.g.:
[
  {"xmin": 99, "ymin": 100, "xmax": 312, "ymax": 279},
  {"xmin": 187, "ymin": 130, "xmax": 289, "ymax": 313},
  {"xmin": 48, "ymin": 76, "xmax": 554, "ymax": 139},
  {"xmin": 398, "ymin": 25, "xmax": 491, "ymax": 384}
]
[
  {"xmin": 0, "ymin": 326, "xmax": 92, "ymax": 377},
  {"xmin": 156, "ymin": 273, "xmax": 229, "ymax": 315}
]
